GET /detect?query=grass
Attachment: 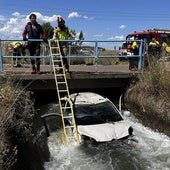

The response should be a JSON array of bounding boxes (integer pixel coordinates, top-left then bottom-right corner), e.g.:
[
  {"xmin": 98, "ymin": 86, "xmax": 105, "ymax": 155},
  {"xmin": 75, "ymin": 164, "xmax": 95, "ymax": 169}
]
[
  {"xmin": 125, "ymin": 59, "xmax": 170, "ymax": 136},
  {"xmin": 0, "ymin": 74, "xmax": 34, "ymax": 169}
]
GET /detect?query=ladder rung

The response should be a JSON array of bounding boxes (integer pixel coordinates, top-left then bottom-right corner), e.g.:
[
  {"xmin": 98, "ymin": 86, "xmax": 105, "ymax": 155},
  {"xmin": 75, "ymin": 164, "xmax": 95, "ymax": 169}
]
[
  {"xmin": 54, "ymin": 67, "xmax": 62, "ymax": 70},
  {"xmin": 65, "ymin": 125, "xmax": 74, "ymax": 128},
  {"xmin": 53, "ymin": 59, "xmax": 61, "ymax": 63},
  {"xmin": 63, "ymin": 113, "xmax": 72, "ymax": 116},
  {"xmin": 67, "ymin": 136, "xmax": 75, "ymax": 139},
  {"xmin": 59, "ymin": 90, "xmax": 68, "ymax": 92},
  {"xmin": 57, "ymin": 82, "xmax": 66, "ymax": 84},
  {"xmin": 62, "ymin": 106, "xmax": 71, "ymax": 109},
  {"xmin": 51, "ymin": 47, "xmax": 59, "ymax": 49},
  {"xmin": 52, "ymin": 54, "xmax": 60, "ymax": 56},
  {"xmin": 60, "ymin": 98, "xmax": 67, "ymax": 101},
  {"xmin": 55, "ymin": 66, "xmax": 63, "ymax": 69},
  {"xmin": 56, "ymin": 74, "xmax": 64, "ymax": 76},
  {"xmin": 63, "ymin": 115, "xmax": 73, "ymax": 118}
]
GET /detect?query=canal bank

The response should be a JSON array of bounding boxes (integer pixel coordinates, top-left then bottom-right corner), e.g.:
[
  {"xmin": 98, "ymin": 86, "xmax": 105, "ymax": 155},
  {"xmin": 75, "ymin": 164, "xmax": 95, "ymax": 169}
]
[
  {"xmin": 0, "ymin": 75, "xmax": 51, "ymax": 170},
  {"xmin": 124, "ymin": 62, "xmax": 170, "ymax": 137},
  {"xmin": 124, "ymin": 88, "xmax": 170, "ymax": 137}
]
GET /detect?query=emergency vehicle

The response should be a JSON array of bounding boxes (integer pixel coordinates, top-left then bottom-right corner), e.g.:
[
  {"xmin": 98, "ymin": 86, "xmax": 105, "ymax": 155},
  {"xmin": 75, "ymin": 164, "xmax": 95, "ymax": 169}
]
[
  {"xmin": 126, "ymin": 28, "xmax": 170, "ymax": 44},
  {"xmin": 120, "ymin": 28, "xmax": 170, "ymax": 57}
]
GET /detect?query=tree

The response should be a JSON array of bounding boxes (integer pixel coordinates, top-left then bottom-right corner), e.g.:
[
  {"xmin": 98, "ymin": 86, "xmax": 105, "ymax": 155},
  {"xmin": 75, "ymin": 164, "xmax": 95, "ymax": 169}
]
[
  {"xmin": 76, "ymin": 30, "xmax": 84, "ymax": 46},
  {"xmin": 41, "ymin": 22, "xmax": 54, "ymax": 39},
  {"xmin": 79, "ymin": 30, "xmax": 84, "ymax": 41}
]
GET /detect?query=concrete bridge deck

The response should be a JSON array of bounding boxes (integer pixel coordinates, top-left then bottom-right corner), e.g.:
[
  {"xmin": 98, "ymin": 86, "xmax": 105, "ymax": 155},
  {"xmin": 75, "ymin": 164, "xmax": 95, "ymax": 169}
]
[{"xmin": 2, "ymin": 63, "xmax": 138, "ymax": 90}]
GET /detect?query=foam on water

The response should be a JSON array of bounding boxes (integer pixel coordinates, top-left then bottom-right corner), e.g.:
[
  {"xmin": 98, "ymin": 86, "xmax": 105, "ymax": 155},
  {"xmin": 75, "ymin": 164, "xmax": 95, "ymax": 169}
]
[
  {"xmin": 44, "ymin": 104, "xmax": 170, "ymax": 170},
  {"xmin": 124, "ymin": 113, "xmax": 170, "ymax": 170}
]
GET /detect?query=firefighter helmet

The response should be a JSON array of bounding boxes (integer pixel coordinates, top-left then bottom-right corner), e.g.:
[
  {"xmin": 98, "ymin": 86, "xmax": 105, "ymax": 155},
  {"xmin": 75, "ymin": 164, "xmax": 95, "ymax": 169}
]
[{"xmin": 57, "ymin": 17, "xmax": 65, "ymax": 24}]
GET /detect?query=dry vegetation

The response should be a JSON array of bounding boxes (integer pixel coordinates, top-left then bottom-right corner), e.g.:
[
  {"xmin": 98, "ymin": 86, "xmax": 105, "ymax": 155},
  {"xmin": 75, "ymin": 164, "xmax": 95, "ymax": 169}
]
[
  {"xmin": 0, "ymin": 74, "xmax": 35, "ymax": 169},
  {"xmin": 125, "ymin": 60, "xmax": 170, "ymax": 136}
]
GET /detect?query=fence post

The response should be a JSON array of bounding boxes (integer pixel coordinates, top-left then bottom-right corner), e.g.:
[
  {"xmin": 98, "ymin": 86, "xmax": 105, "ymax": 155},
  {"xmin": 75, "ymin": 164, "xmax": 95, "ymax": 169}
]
[
  {"xmin": 0, "ymin": 39, "xmax": 3, "ymax": 72},
  {"xmin": 138, "ymin": 39, "xmax": 143, "ymax": 70},
  {"xmin": 68, "ymin": 44, "xmax": 71, "ymax": 66},
  {"xmin": 94, "ymin": 41, "xmax": 98, "ymax": 71}
]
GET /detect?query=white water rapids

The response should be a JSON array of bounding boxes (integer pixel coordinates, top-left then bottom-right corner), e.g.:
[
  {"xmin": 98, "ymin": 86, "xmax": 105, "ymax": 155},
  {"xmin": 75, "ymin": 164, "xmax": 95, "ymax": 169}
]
[{"xmin": 43, "ymin": 110, "xmax": 170, "ymax": 170}]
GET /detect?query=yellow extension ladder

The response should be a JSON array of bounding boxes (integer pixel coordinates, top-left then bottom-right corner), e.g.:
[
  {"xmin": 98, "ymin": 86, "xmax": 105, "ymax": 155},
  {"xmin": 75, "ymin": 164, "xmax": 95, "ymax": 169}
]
[{"xmin": 48, "ymin": 40, "xmax": 80, "ymax": 145}]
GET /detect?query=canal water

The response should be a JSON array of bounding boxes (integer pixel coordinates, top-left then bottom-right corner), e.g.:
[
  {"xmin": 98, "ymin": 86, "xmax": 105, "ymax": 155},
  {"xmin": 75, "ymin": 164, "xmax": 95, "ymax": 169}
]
[{"xmin": 36, "ymin": 99, "xmax": 170, "ymax": 170}]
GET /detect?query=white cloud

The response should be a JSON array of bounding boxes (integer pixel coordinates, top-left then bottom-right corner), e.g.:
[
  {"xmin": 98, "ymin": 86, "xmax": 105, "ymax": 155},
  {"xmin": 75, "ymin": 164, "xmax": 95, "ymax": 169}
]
[
  {"xmin": 115, "ymin": 35, "xmax": 125, "ymax": 40},
  {"xmin": 119, "ymin": 25, "xmax": 126, "ymax": 29},
  {"xmin": 107, "ymin": 35, "xmax": 125, "ymax": 40},
  {"xmin": 93, "ymin": 34, "xmax": 103, "ymax": 37},
  {"xmin": 12, "ymin": 12, "xmax": 20, "ymax": 17},
  {"xmin": 0, "ymin": 15, "xmax": 25, "ymax": 39},
  {"xmin": 83, "ymin": 15, "xmax": 88, "ymax": 19},
  {"xmin": 82, "ymin": 15, "xmax": 94, "ymax": 20},
  {"xmin": 0, "ymin": 15, "xmax": 5, "ymax": 21},
  {"xmin": 0, "ymin": 12, "xmax": 59, "ymax": 39},
  {"xmin": 27, "ymin": 12, "xmax": 58, "ymax": 23},
  {"xmin": 67, "ymin": 12, "xmax": 94, "ymax": 21},
  {"xmin": 68, "ymin": 12, "xmax": 81, "ymax": 19},
  {"xmin": 84, "ymin": 16, "xmax": 94, "ymax": 20}
]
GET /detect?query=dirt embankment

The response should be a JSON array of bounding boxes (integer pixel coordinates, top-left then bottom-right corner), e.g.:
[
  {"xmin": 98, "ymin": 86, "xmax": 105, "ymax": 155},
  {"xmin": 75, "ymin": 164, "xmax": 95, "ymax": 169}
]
[{"xmin": 124, "ymin": 83, "xmax": 170, "ymax": 137}]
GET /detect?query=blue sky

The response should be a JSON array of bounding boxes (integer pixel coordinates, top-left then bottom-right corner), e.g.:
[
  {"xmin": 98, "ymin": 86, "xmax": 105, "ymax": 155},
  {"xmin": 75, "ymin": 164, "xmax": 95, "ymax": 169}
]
[{"xmin": 1, "ymin": 0, "xmax": 170, "ymax": 41}]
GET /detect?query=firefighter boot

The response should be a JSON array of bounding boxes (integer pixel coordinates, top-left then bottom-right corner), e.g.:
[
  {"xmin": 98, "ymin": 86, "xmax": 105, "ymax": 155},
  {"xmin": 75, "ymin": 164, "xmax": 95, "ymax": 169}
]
[
  {"xmin": 31, "ymin": 59, "xmax": 36, "ymax": 74},
  {"xmin": 32, "ymin": 66, "xmax": 36, "ymax": 74}
]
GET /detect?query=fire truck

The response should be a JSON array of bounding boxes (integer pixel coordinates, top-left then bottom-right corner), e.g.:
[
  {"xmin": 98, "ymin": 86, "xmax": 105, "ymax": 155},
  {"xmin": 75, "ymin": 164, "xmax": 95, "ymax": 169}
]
[
  {"xmin": 120, "ymin": 28, "xmax": 170, "ymax": 58},
  {"xmin": 126, "ymin": 28, "xmax": 170, "ymax": 44}
]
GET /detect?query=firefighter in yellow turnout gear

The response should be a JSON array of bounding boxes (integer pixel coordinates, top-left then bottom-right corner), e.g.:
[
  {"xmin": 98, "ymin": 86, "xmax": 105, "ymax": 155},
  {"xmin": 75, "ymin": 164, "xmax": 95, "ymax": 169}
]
[
  {"xmin": 52, "ymin": 17, "xmax": 75, "ymax": 72},
  {"xmin": 149, "ymin": 38, "xmax": 159, "ymax": 46},
  {"xmin": 148, "ymin": 38, "xmax": 161, "ymax": 60},
  {"xmin": 7, "ymin": 41, "xmax": 26, "ymax": 67},
  {"xmin": 129, "ymin": 37, "xmax": 139, "ymax": 71},
  {"xmin": 162, "ymin": 42, "xmax": 170, "ymax": 55}
]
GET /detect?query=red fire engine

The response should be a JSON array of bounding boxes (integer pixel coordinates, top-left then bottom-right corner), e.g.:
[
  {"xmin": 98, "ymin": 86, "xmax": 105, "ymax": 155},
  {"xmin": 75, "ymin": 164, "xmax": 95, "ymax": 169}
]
[
  {"xmin": 126, "ymin": 28, "xmax": 170, "ymax": 45},
  {"xmin": 119, "ymin": 28, "xmax": 170, "ymax": 58}
]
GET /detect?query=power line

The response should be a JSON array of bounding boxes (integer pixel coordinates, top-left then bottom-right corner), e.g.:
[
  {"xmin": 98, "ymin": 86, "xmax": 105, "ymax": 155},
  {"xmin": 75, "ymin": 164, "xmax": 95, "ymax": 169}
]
[{"xmin": 0, "ymin": 3, "xmax": 170, "ymax": 22}]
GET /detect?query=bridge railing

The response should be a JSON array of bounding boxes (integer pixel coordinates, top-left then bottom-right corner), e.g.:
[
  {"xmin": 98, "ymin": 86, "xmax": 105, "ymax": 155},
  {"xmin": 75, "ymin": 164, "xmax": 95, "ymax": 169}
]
[{"xmin": 0, "ymin": 39, "xmax": 144, "ymax": 72}]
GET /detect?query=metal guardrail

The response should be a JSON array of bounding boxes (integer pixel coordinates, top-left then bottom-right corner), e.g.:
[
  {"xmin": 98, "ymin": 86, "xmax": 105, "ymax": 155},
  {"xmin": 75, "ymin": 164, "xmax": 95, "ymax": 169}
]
[{"xmin": 0, "ymin": 39, "xmax": 144, "ymax": 72}]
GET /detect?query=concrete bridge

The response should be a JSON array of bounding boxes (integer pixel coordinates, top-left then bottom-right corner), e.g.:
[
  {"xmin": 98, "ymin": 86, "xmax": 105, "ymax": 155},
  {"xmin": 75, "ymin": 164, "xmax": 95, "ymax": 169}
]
[
  {"xmin": 3, "ymin": 63, "xmax": 138, "ymax": 91},
  {"xmin": 1, "ymin": 39, "xmax": 142, "ymax": 92}
]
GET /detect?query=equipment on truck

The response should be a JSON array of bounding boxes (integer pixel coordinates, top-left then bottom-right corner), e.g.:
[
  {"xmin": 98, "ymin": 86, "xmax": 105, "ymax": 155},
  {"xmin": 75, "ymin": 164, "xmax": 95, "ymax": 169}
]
[{"xmin": 119, "ymin": 28, "xmax": 170, "ymax": 62}]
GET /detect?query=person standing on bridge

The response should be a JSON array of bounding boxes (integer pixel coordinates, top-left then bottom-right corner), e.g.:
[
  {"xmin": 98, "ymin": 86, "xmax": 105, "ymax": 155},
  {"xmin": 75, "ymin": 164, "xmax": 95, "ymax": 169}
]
[
  {"xmin": 129, "ymin": 37, "xmax": 139, "ymax": 71},
  {"xmin": 52, "ymin": 17, "xmax": 75, "ymax": 72},
  {"xmin": 22, "ymin": 13, "xmax": 47, "ymax": 74}
]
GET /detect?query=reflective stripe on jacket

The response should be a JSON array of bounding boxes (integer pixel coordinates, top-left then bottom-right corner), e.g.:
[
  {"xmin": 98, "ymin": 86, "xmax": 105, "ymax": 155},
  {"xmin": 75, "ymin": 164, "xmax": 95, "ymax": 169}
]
[
  {"xmin": 132, "ymin": 41, "xmax": 138, "ymax": 49},
  {"xmin": 58, "ymin": 30, "xmax": 68, "ymax": 40},
  {"xmin": 149, "ymin": 41, "xmax": 159, "ymax": 46},
  {"xmin": 53, "ymin": 27, "xmax": 69, "ymax": 40},
  {"xmin": 12, "ymin": 41, "xmax": 22, "ymax": 49}
]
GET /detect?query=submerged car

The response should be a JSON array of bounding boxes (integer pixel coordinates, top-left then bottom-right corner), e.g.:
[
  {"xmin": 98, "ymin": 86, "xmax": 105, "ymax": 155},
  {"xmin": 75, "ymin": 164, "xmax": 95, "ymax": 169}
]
[{"xmin": 67, "ymin": 92, "xmax": 133, "ymax": 142}]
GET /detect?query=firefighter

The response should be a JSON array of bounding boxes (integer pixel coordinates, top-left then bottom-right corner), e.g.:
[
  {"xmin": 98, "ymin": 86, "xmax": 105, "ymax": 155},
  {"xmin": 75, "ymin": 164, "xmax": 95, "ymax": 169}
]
[
  {"xmin": 7, "ymin": 41, "xmax": 26, "ymax": 67},
  {"xmin": 149, "ymin": 37, "xmax": 159, "ymax": 46},
  {"xmin": 129, "ymin": 37, "xmax": 139, "ymax": 71},
  {"xmin": 52, "ymin": 17, "xmax": 75, "ymax": 72},
  {"xmin": 148, "ymin": 37, "xmax": 161, "ymax": 60}
]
